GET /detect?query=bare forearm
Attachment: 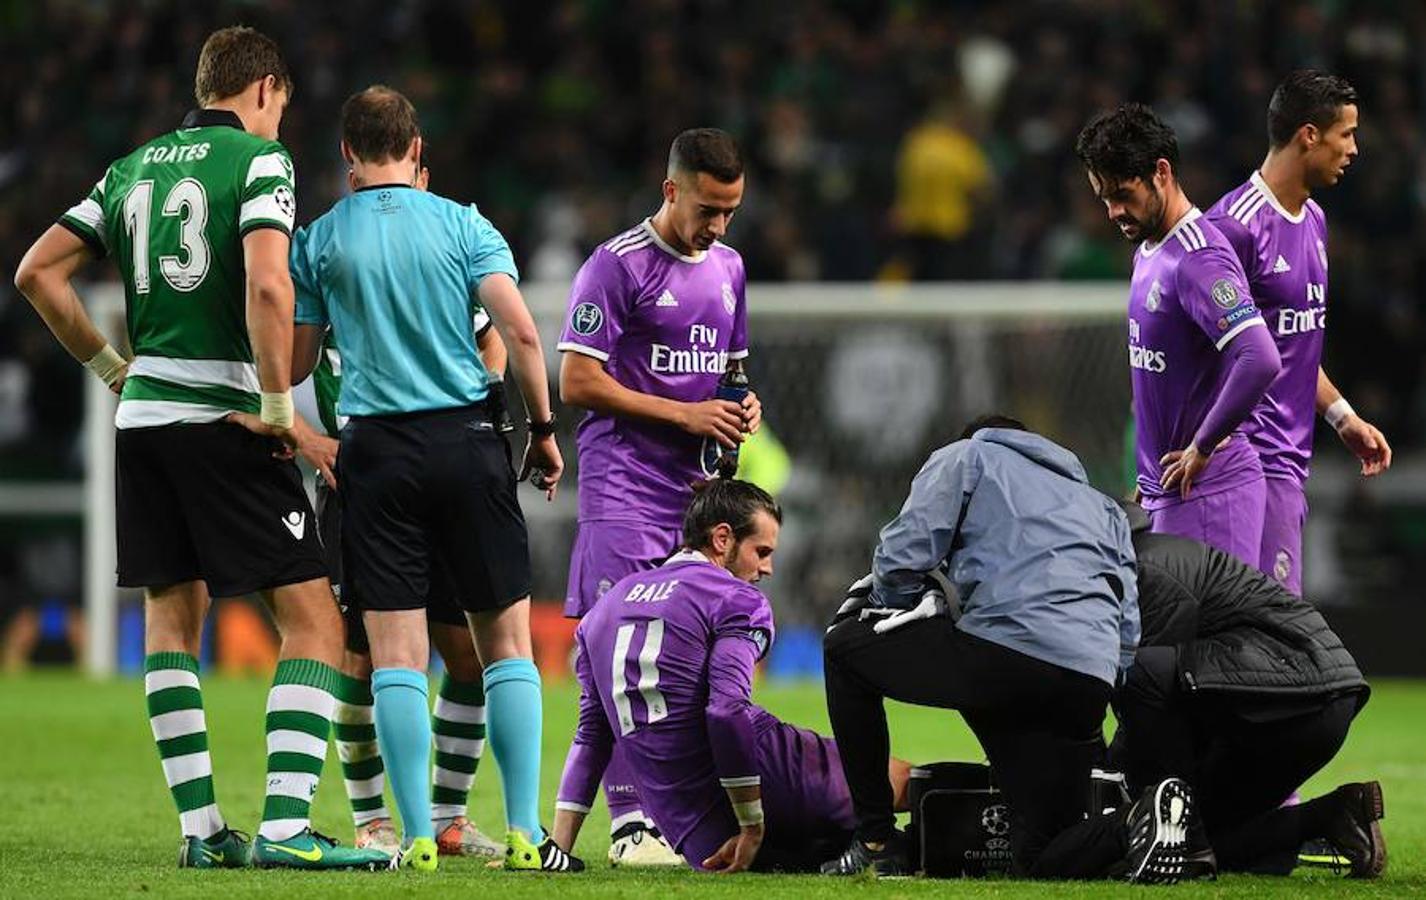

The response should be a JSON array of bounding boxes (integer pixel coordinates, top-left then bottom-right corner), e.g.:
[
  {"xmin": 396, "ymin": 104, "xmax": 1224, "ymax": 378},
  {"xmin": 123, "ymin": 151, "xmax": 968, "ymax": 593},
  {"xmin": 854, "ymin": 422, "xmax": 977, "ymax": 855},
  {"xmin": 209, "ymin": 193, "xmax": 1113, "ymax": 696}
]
[
  {"xmin": 561, "ymin": 360, "xmax": 686, "ymax": 428},
  {"xmin": 504, "ymin": 335, "xmax": 552, "ymax": 422},
  {"xmin": 20, "ymin": 276, "xmax": 109, "ymax": 363},
  {"xmin": 247, "ymin": 281, "xmax": 294, "ymax": 393},
  {"xmin": 478, "ymin": 328, "xmax": 508, "ymax": 378},
  {"xmin": 292, "ymin": 325, "xmax": 325, "ymax": 384},
  {"xmin": 1316, "ymin": 366, "xmax": 1343, "ymax": 416}
]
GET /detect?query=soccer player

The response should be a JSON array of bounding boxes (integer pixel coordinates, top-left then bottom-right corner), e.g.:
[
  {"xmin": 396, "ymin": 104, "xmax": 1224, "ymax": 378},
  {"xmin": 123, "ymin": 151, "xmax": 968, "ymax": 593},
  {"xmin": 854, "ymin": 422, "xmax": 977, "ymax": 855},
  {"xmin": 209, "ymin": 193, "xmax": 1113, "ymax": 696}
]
[
  {"xmin": 553, "ymin": 479, "xmax": 909, "ymax": 872},
  {"xmin": 1207, "ymin": 71, "xmax": 1391, "ymax": 594},
  {"xmin": 557, "ymin": 127, "xmax": 762, "ymax": 865},
  {"xmin": 13, "ymin": 27, "xmax": 387, "ymax": 871},
  {"xmin": 297, "ymin": 160, "xmax": 505, "ymax": 860},
  {"xmin": 290, "ymin": 85, "xmax": 575, "ymax": 873},
  {"xmin": 1076, "ymin": 104, "xmax": 1282, "ymax": 565}
]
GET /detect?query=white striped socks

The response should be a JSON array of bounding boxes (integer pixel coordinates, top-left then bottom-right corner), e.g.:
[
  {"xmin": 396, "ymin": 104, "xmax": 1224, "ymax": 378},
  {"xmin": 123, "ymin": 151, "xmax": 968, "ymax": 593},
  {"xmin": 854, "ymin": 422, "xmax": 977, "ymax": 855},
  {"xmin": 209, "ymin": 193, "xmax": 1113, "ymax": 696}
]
[
  {"xmin": 431, "ymin": 674, "xmax": 486, "ymax": 825},
  {"xmin": 144, "ymin": 652, "xmax": 225, "ymax": 839},
  {"xmin": 335, "ymin": 674, "xmax": 389, "ymax": 826},
  {"xmin": 258, "ymin": 658, "xmax": 340, "ymax": 841}
]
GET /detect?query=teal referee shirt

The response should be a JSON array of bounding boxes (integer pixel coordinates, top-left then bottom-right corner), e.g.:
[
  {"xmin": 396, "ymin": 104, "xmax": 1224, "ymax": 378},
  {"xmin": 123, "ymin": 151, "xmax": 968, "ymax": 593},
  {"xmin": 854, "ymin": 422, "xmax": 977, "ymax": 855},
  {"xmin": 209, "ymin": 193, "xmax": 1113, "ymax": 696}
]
[{"xmin": 291, "ymin": 184, "xmax": 518, "ymax": 416}]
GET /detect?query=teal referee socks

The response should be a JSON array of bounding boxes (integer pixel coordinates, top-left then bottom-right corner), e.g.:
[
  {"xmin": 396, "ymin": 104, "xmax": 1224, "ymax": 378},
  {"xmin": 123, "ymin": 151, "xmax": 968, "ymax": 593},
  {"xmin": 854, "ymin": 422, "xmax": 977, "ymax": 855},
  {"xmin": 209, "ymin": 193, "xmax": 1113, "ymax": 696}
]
[
  {"xmin": 484, "ymin": 657, "xmax": 544, "ymax": 841},
  {"xmin": 372, "ymin": 668, "xmax": 434, "ymax": 842}
]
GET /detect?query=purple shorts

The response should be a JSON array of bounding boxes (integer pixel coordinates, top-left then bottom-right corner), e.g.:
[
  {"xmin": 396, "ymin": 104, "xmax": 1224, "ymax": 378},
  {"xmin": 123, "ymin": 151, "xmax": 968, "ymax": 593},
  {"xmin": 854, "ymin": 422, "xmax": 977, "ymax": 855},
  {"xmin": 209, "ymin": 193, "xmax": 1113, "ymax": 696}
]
[
  {"xmin": 677, "ymin": 715, "xmax": 855, "ymax": 872},
  {"xmin": 1146, "ymin": 477, "xmax": 1266, "ymax": 568},
  {"xmin": 563, "ymin": 520, "xmax": 682, "ymax": 618},
  {"xmin": 1259, "ymin": 477, "xmax": 1307, "ymax": 595}
]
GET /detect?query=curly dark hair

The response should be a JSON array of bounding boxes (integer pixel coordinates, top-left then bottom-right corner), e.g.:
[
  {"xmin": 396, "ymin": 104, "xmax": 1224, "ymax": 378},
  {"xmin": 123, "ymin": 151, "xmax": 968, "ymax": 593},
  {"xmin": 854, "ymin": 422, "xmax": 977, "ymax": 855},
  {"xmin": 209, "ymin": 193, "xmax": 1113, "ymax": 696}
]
[
  {"xmin": 1074, "ymin": 102, "xmax": 1179, "ymax": 187},
  {"xmin": 1268, "ymin": 70, "xmax": 1359, "ymax": 148}
]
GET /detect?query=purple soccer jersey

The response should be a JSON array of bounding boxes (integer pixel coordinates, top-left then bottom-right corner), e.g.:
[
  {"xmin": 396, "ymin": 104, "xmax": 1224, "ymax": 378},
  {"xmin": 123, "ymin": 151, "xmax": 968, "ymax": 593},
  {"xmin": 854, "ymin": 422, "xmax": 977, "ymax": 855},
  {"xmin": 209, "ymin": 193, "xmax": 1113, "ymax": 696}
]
[
  {"xmin": 556, "ymin": 551, "xmax": 792, "ymax": 859},
  {"xmin": 1127, "ymin": 208, "xmax": 1267, "ymax": 507},
  {"xmin": 558, "ymin": 219, "xmax": 749, "ymax": 530},
  {"xmin": 1208, "ymin": 173, "xmax": 1330, "ymax": 485}
]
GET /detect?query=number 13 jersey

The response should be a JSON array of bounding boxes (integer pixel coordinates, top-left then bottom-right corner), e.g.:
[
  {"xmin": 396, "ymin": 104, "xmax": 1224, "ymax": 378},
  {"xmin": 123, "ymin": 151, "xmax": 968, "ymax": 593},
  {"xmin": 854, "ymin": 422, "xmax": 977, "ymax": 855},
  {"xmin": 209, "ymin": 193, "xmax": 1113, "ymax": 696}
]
[{"xmin": 58, "ymin": 108, "xmax": 296, "ymax": 429}]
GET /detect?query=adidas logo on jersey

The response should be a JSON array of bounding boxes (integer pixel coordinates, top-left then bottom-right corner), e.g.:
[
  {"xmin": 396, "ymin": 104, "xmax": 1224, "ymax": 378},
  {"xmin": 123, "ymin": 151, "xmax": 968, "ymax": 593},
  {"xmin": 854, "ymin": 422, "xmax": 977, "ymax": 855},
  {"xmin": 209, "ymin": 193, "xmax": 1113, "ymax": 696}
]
[
  {"xmin": 282, "ymin": 511, "xmax": 306, "ymax": 540},
  {"xmin": 656, "ymin": 289, "xmax": 679, "ymax": 307},
  {"xmin": 1272, "ymin": 255, "xmax": 1292, "ymax": 274}
]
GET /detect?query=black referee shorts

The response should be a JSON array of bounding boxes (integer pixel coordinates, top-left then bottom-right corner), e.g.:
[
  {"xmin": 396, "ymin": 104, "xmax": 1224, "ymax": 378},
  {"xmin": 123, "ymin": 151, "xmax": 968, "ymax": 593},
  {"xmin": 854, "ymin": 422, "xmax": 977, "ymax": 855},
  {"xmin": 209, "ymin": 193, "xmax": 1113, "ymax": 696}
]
[
  {"xmin": 339, "ymin": 403, "xmax": 531, "ymax": 619},
  {"xmin": 316, "ymin": 475, "xmax": 470, "ymax": 654},
  {"xmin": 116, "ymin": 421, "xmax": 327, "ymax": 597}
]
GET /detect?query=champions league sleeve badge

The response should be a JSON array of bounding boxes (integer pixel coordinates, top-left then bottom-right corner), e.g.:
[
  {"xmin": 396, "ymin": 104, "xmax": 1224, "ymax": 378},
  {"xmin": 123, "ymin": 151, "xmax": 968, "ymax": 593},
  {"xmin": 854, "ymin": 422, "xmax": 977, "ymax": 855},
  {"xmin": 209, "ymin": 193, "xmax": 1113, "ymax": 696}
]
[
  {"xmin": 1211, "ymin": 278, "xmax": 1241, "ymax": 309},
  {"xmin": 570, "ymin": 302, "xmax": 605, "ymax": 336}
]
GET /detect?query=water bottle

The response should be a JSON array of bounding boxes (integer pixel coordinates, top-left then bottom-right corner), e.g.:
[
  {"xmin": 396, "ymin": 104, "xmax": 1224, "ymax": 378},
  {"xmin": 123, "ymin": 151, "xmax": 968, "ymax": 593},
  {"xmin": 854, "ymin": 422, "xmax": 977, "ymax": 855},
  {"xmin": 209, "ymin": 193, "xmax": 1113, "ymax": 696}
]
[{"xmin": 700, "ymin": 361, "xmax": 750, "ymax": 479}]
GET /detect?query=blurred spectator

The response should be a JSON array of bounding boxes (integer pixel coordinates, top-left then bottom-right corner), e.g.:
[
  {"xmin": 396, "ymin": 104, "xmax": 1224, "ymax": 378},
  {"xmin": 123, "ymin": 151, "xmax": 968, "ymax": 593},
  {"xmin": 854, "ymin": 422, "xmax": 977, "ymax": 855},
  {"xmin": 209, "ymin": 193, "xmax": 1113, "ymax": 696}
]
[
  {"xmin": 888, "ymin": 99, "xmax": 994, "ymax": 280},
  {"xmin": 0, "ymin": 0, "xmax": 1421, "ymax": 481}
]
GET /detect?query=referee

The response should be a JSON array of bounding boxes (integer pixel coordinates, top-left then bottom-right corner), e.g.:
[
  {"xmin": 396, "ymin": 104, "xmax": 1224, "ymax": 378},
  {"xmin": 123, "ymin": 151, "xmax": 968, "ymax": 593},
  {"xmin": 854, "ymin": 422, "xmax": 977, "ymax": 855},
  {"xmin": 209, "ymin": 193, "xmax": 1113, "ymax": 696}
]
[{"xmin": 289, "ymin": 86, "xmax": 577, "ymax": 873}]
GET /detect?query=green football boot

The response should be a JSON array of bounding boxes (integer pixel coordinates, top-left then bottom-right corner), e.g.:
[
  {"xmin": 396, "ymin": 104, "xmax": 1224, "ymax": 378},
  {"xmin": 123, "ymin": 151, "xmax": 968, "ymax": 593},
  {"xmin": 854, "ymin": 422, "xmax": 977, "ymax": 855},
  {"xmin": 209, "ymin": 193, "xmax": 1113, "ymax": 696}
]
[
  {"xmin": 178, "ymin": 828, "xmax": 251, "ymax": 869},
  {"xmin": 251, "ymin": 828, "xmax": 390, "ymax": 870},
  {"xmin": 504, "ymin": 828, "xmax": 585, "ymax": 872},
  {"xmin": 392, "ymin": 837, "xmax": 439, "ymax": 872}
]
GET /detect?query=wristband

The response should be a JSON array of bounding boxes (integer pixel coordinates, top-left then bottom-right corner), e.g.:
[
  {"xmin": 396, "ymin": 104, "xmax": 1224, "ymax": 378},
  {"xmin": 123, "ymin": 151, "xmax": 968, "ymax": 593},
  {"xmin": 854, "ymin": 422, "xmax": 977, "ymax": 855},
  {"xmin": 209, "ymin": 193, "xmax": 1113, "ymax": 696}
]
[
  {"xmin": 527, "ymin": 412, "xmax": 558, "ymax": 436},
  {"xmin": 1324, "ymin": 398, "xmax": 1355, "ymax": 432},
  {"xmin": 84, "ymin": 344, "xmax": 128, "ymax": 387},
  {"xmin": 732, "ymin": 799, "xmax": 764, "ymax": 827},
  {"xmin": 260, "ymin": 390, "xmax": 294, "ymax": 429}
]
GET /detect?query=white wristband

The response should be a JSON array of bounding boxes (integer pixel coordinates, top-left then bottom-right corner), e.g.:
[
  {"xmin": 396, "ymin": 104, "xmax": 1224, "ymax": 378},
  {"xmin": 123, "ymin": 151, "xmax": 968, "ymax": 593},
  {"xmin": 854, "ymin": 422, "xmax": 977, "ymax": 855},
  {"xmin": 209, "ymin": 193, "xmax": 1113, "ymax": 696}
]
[
  {"xmin": 84, "ymin": 344, "xmax": 128, "ymax": 387},
  {"xmin": 1324, "ymin": 398, "xmax": 1355, "ymax": 432},
  {"xmin": 732, "ymin": 799, "xmax": 764, "ymax": 827},
  {"xmin": 260, "ymin": 391, "xmax": 294, "ymax": 429}
]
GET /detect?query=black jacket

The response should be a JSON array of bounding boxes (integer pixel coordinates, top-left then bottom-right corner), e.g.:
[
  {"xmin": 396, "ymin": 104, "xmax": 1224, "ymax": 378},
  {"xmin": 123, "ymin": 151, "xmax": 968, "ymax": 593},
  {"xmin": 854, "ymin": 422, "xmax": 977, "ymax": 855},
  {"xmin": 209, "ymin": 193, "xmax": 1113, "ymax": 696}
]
[{"xmin": 1124, "ymin": 502, "xmax": 1369, "ymax": 707}]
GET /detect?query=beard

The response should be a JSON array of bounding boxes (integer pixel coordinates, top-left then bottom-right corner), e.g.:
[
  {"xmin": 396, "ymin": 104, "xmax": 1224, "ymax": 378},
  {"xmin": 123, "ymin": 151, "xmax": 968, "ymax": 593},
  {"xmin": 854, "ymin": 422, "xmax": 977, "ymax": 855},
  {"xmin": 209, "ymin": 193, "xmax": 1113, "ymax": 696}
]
[{"xmin": 1117, "ymin": 185, "xmax": 1168, "ymax": 242}]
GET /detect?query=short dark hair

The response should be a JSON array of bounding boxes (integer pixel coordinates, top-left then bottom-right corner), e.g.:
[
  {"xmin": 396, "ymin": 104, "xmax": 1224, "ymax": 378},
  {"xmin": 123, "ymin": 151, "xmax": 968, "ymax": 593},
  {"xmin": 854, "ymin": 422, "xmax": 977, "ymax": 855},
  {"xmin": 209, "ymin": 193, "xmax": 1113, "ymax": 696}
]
[
  {"xmin": 682, "ymin": 479, "xmax": 781, "ymax": 551},
  {"xmin": 1075, "ymin": 103, "xmax": 1179, "ymax": 187},
  {"xmin": 668, "ymin": 128, "xmax": 744, "ymax": 183},
  {"xmin": 341, "ymin": 85, "xmax": 420, "ymax": 164},
  {"xmin": 194, "ymin": 26, "xmax": 292, "ymax": 106},
  {"xmin": 1267, "ymin": 70, "xmax": 1359, "ymax": 148},
  {"xmin": 960, "ymin": 414, "xmax": 1028, "ymax": 441}
]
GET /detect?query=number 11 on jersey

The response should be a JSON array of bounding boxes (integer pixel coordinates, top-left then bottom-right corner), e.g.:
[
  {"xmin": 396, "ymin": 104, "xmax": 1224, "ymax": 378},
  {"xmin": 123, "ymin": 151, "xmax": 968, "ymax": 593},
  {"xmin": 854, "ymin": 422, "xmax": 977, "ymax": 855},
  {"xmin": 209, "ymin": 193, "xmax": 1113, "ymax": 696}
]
[{"xmin": 610, "ymin": 619, "xmax": 668, "ymax": 735}]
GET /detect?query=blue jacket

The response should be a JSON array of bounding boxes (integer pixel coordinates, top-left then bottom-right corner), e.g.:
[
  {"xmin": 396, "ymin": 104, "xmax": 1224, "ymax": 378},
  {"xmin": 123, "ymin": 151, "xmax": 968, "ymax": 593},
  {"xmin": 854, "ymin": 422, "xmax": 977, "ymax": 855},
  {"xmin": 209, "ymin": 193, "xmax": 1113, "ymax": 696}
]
[{"xmin": 872, "ymin": 428, "xmax": 1139, "ymax": 686}]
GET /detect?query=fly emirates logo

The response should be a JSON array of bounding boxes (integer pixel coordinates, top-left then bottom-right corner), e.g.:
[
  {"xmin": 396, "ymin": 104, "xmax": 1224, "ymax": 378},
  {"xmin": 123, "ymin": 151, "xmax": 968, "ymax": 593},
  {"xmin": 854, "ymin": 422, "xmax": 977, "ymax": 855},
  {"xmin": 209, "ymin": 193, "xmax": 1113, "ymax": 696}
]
[
  {"xmin": 1127, "ymin": 318, "xmax": 1166, "ymax": 374},
  {"xmin": 650, "ymin": 324, "xmax": 728, "ymax": 375},
  {"xmin": 1277, "ymin": 283, "xmax": 1326, "ymax": 337}
]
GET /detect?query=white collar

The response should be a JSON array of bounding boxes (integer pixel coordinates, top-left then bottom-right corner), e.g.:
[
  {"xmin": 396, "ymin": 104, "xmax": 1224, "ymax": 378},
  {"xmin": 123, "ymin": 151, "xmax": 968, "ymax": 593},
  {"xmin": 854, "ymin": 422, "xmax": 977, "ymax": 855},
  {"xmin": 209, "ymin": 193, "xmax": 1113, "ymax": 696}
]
[
  {"xmin": 664, "ymin": 548, "xmax": 711, "ymax": 566},
  {"xmin": 1249, "ymin": 171, "xmax": 1308, "ymax": 224},
  {"xmin": 1140, "ymin": 206, "xmax": 1202, "ymax": 258},
  {"xmin": 643, "ymin": 218, "xmax": 706, "ymax": 264}
]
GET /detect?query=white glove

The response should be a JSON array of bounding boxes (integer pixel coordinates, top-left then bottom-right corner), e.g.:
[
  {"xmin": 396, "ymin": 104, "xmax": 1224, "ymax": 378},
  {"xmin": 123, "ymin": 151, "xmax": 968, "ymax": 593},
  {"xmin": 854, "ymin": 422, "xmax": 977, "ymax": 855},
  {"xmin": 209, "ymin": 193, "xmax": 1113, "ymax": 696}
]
[
  {"xmin": 870, "ymin": 588, "xmax": 949, "ymax": 634},
  {"xmin": 835, "ymin": 572, "xmax": 875, "ymax": 618}
]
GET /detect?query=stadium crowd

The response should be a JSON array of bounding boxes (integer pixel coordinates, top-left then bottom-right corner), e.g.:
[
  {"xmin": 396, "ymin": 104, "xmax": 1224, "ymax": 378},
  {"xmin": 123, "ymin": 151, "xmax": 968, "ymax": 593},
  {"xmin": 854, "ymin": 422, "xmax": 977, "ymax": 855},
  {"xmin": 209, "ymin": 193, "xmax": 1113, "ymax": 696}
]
[
  {"xmin": 3, "ymin": 0, "xmax": 1424, "ymax": 477},
  {"xmin": 0, "ymin": 13, "xmax": 1398, "ymax": 882}
]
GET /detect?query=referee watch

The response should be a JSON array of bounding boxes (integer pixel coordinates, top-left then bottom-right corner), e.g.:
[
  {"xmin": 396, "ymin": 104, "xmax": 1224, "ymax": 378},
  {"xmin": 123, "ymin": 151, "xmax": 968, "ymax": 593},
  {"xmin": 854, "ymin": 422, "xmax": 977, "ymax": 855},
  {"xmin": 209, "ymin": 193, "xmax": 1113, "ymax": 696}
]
[{"xmin": 527, "ymin": 413, "xmax": 558, "ymax": 436}]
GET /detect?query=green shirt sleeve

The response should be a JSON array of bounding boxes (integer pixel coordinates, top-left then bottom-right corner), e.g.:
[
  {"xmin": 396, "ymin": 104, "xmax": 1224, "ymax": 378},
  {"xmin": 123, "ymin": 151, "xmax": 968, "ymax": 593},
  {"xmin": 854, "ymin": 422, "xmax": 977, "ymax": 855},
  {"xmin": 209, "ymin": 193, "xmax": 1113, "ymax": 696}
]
[
  {"xmin": 239, "ymin": 142, "xmax": 297, "ymax": 237},
  {"xmin": 58, "ymin": 172, "xmax": 109, "ymax": 258}
]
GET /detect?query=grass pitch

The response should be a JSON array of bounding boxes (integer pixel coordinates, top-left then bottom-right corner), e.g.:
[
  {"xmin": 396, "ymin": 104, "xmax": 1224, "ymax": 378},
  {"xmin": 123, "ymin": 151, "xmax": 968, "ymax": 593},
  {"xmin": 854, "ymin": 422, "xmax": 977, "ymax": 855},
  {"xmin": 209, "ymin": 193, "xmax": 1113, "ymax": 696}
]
[{"xmin": 0, "ymin": 672, "xmax": 1422, "ymax": 898}]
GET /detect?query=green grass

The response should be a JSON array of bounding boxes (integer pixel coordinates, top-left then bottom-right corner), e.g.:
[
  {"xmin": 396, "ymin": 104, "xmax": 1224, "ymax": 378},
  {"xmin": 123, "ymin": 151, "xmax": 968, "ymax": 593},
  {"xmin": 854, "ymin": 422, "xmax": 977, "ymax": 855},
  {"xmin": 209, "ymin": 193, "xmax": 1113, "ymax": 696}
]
[{"xmin": 0, "ymin": 673, "xmax": 1422, "ymax": 898}]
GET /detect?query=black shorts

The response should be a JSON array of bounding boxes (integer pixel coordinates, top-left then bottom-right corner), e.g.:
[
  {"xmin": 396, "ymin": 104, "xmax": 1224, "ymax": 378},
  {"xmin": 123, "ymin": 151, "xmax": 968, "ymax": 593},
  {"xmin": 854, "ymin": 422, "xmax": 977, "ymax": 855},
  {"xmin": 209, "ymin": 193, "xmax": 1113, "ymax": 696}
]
[
  {"xmin": 316, "ymin": 476, "xmax": 468, "ymax": 655},
  {"xmin": 340, "ymin": 404, "xmax": 530, "ymax": 618},
  {"xmin": 116, "ymin": 421, "xmax": 326, "ymax": 598}
]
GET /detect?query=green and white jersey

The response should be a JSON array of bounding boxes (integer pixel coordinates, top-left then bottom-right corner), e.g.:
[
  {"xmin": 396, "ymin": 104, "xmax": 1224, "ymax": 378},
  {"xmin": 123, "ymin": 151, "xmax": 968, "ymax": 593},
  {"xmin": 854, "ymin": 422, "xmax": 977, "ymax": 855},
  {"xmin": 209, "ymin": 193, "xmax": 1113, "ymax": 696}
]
[
  {"xmin": 310, "ymin": 310, "xmax": 493, "ymax": 439},
  {"xmin": 312, "ymin": 334, "xmax": 344, "ymax": 439},
  {"xmin": 59, "ymin": 109, "xmax": 296, "ymax": 429}
]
